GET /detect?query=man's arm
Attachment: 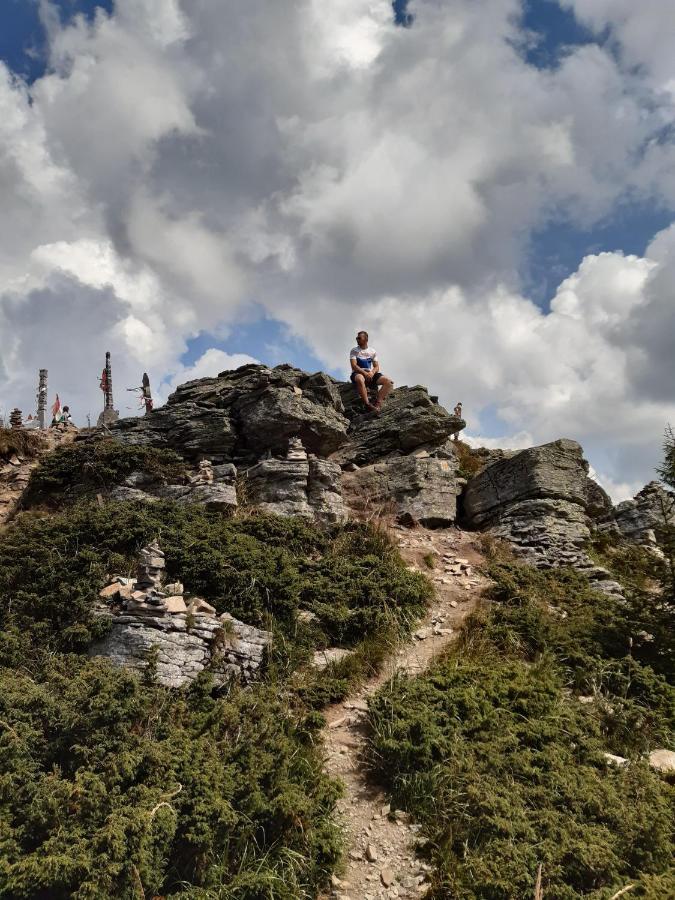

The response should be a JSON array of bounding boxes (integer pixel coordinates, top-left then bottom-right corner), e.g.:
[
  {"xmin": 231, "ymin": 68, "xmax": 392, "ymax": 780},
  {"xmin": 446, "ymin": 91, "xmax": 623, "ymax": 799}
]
[{"xmin": 350, "ymin": 357, "xmax": 373, "ymax": 379}]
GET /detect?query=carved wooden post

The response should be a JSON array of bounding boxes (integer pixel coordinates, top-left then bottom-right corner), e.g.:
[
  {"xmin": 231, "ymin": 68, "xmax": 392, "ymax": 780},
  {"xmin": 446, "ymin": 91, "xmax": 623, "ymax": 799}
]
[
  {"xmin": 97, "ymin": 351, "xmax": 120, "ymax": 427},
  {"xmin": 37, "ymin": 369, "xmax": 48, "ymax": 429}
]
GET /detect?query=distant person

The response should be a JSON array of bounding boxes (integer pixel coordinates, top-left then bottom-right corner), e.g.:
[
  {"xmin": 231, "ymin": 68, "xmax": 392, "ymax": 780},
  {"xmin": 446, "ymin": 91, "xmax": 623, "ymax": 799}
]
[
  {"xmin": 349, "ymin": 331, "xmax": 394, "ymax": 413},
  {"xmin": 452, "ymin": 401, "xmax": 463, "ymax": 440}
]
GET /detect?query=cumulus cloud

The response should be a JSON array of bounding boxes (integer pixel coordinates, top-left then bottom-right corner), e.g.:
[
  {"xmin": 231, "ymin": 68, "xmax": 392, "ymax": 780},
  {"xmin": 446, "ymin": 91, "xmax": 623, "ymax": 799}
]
[{"xmin": 0, "ymin": 0, "xmax": 674, "ymax": 495}]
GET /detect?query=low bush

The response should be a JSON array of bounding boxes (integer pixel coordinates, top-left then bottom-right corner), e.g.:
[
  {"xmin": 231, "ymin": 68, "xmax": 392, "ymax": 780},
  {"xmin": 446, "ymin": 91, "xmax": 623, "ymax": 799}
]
[
  {"xmin": 0, "ymin": 493, "xmax": 431, "ymax": 898},
  {"xmin": 368, "ymin": 558, "xmax": 675, "ymax": 899},
  {"xmin": 0, "ymin": 656, "xmax": 341, "ymax": 899},
  {"xmin": 24, "ymin": 439, "xmax": 187, "ymax": 504}
]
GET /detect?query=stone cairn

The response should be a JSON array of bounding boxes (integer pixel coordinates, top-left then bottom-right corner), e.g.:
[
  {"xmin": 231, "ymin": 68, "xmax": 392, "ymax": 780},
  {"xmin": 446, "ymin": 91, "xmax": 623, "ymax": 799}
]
[
  {"xmin": 94, "ymin": 540, "xmax": 272, "ymax": 688},
  {"xmin": 286, "ymin": 436, "xmax": 308, "ymax": 461},
  {"xmin": 9, "ymin": 409, "xmax": 22, "ymax": 430},
  {"xmin": 191, "ymin": 459, "xmax": 214, "ymax": 484}
]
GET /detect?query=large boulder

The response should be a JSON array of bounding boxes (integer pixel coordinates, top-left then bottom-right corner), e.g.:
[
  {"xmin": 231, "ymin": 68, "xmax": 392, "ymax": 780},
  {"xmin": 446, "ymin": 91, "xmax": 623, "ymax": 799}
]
[
  {"xmin": 345, "ymin": 453, "xmax": 461, "ymax": 527},
  {"xmin": 243, "ymin": 448, "xmax": 346, "ymax": 524},
  {"xmin": 463, "ymin": 439, "xmax": 598, "ymax": 526},
  {"xmin": 335, "ymin": 384, "xmax": 465, "ymax": 466},
  {"xmin": 611, "ymin": 481, "xmax": 675, "ymax": 546},
  {"xmin": 463, "ymin": 440, "xmax": 622, "ymax": 596},
  {"xmin": 90, "ymin": 610, "xmax": 271, "ymax": 689}
]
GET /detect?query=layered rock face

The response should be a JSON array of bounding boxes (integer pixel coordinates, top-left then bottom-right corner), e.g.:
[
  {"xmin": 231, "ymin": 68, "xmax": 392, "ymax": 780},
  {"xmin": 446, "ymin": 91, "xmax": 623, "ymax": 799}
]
[
  {"xmin": 110, "ymin": 364, "xmax": 350, "ymax": 461},
  {"xmin": 111, "ymin": 463, "xmax": 238, "ymax": 511},
  {"xmin": 336, "ymin": 384, "xmax": 465, "ymax": 467},
  {"xmin": 243, "ymin": 439, "xmax": 346, "ymax": 524},
  {"xmin": 108, "ymin": 363, "xmax": 467, "ymax": 527},
  {"xmin": 609, "ymin": 481, "xmax": 674, "ymax": 546},
  {"xmin": 463, "ymin": 439, "xmax": 623, "ymax": 596},
  {"xmin": 345, "ymin": 454, "xmax": 461, "ymax": 527},
  {"xmin": 91, "ymin": 612, "xmax": 270, "ymax": 689}
]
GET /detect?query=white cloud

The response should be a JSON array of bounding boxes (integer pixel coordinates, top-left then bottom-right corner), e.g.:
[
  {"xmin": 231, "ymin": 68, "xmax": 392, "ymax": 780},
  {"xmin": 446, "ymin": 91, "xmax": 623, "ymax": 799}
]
[{"xmin": 1, "ymin": 0, "xmax": 674, "ymax": 493}]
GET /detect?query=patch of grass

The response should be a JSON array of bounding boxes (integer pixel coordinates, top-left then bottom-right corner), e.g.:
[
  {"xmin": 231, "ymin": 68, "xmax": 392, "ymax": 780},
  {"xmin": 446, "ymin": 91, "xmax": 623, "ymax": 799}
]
[
  {"xmin": 24, "ymin": 439, "xmax": 187, "ymax": 505},
  {"xmin": 451, "ymin": 440, "xmax": 487, "ymax": 480},
  {"xmin": 422, "ymin": 552, "xmax": 435, "ymax": 569},
  {"xmin": 0, "ymin": 428, "xmax": 44, "ymax": 461},
  {"xmin": 367, "ymin": 558, "xmax": 675, "ymax": 899}
]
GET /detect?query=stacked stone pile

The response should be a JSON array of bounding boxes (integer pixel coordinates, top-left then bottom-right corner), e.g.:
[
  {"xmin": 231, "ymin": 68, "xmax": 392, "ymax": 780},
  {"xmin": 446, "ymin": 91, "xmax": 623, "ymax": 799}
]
[
  {"xmin": 91, "ymin": 541, "xmax": 272, "ymax": 688},
  {"xmin": 462, "ymin": 439, "xmax": 624, "ymax": 597},
  {"xmin": 9, "ymin": 409, "xmax": 22, "ymax": 430}
]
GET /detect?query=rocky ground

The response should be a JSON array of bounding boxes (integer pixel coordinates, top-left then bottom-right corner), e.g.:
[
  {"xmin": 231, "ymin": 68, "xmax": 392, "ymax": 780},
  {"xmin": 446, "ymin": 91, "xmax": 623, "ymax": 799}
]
[
  {"xmin": 0, "ymin": 428, "xmax": 75, "ymax": 526},
  {"xmin": 321, "ymin": 525, "xmax": 487, "ymax": 900}
]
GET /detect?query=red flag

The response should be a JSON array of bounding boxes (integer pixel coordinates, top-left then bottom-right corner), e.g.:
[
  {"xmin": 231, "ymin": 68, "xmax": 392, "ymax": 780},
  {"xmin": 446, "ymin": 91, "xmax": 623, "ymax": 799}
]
[
  {"xmin": 51, "ymin": 394, "xmax": 61, "ymax": 418},
  {"xmin": 100, "ymin": 369, "xmax": 108, "ymax": 393}
]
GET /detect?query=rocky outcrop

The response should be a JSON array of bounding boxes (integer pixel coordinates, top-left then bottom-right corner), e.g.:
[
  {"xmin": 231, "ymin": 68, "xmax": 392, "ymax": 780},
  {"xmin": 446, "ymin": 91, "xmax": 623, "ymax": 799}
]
[
  {"xmin": 243, "ymin": 439, "xmax": 346, "ymax": 524},
  {"xmin": 610, "ymin": 481, "xmax": 674, "ymax": 547},
  {"xmin": 110, "ymin": 463, "xmax": 238, "ymax": 511},
  {"xmin": 463, "ymin": 439, "xmax": 622, "ymax": 596},
  {"xmin": 104, "ymin": 363, "xmax": 467, "ymax": 526},
  {"xmin": 109, "ymin": 364, "xmax": 349, "ymax": 462},
  {"xmin": 90, "ymin": 542, "xmax": 271, "ymax": 687},
  {"xmin": 108, "ymin": 364, "xmax": 465, "ymax": 467},
  {"xmin": 344, "ymin": 453, "xmax": 461, "ymax": 527},
  {"xmin": 336, "ymin": 384, "xmax": 466, "ymax": 467}
]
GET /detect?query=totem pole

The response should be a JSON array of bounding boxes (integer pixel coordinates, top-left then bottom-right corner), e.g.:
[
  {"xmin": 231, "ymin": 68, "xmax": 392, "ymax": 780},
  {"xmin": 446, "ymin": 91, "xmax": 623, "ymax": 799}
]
[
  {"xmin": 97, "ymin": 351, "xmax": 120, "ymax": 428},
  {"xmin": 37, "ymin": 369, "xmax": 48, "ymax": 429}
]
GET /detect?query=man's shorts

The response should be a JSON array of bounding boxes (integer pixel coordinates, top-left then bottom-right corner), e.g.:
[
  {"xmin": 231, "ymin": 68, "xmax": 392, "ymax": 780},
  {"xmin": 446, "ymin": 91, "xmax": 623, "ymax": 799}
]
[{"xmin": 351, "ymin": 370, "xmax": 383, "ymax": 387}]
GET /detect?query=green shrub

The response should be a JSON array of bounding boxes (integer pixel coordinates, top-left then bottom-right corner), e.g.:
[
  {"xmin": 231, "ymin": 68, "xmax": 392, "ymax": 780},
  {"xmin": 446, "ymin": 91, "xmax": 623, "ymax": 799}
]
[
  {"xmin": 0, "ymin": 501, "xmax": 430, "ymax": 661},
  {"xmin": 0, "ymin": 656, "xmax": 341, "ymax": 899},
  {"xmin": 24, "ymin": 439, "xmax": 187, "ymax": 504},
  {"xmin": 367, "ymin": 559, "xmax": 675, "ymax": 899}
]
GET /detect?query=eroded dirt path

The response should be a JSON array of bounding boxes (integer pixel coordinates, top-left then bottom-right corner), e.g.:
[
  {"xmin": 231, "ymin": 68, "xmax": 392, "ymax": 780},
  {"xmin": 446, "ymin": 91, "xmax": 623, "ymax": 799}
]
[{"xmin": 321, "ymin": 526, "xmax": 487, "ymax": 900}]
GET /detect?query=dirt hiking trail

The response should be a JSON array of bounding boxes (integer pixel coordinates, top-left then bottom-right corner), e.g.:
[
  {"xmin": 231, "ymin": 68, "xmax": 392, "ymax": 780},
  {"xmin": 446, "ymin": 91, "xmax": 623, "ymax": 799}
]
[{"xmin": 321, "ymin": 525, "xmax": 487, "ymax": 900}]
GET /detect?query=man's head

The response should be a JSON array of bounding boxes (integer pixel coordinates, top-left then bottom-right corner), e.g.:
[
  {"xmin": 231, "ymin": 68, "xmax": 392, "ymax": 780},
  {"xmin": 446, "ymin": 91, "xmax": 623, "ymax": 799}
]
[{"xmin": 356, "ymin": 330, "xmax": 369, "ymax": 348}]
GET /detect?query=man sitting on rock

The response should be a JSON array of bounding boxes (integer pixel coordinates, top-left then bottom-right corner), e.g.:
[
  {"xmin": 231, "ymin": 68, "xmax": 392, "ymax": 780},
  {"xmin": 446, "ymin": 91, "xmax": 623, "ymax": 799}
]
[{"xmin": 350, "ymin": 331, "xmax": 394, "ymax": 412}]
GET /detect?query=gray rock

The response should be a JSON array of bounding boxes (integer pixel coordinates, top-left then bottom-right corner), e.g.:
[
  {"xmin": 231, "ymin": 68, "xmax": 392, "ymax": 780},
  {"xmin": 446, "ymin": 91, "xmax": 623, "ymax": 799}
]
[
  {"xmin": 244, "ymin": 449, "xmax": 347, "ymax": 524},
  {"xmin": 463, "ymin": 440, "xmax": 624, "ymax": 596},
  {"xmin": 90, "ymin": 610, "xmax": 271, "ymax": 689},
  {"xmin": 336, "ymin": 384, "xmax": 465, "ymax": 466},
  {"xmin": 611, "ymin": 481, "xmax": 675, "ymax": 546},
  {"xmin": 311, "ymin": 648, "xmax": 354, "ymax": 669},
  {"xmin": 108, "ymin": 364, "xmax": 349, "ymax": 461},
  {"xmin": 345, "ymin": 455, "xmax": 460, "ymax": 527},
  {"xmin": 648, "ymin": 749, "xmax": 675, "ymax": 774},
  {"xmin": 110, "ymin": 464, "xmax": 238, "ymax": 510}
]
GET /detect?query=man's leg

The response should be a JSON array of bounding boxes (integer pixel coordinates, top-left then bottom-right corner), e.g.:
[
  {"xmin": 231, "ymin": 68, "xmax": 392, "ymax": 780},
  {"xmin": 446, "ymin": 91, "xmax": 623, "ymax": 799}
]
[
  {"xmin": 352, "ymin": 373, "xmax": 372, "ymax": 408},
  {"xmin": 374, "ymin": 376, "xmax": 394, "ymax": 407}
]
